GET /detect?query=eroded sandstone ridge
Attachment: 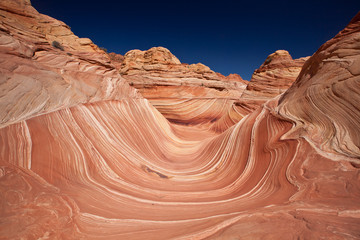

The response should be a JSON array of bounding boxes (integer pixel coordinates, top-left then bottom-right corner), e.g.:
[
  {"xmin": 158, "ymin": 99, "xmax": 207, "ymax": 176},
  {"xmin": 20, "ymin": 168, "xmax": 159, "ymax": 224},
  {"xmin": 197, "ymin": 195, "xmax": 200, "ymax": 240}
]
[
  {"xmin": 116, "ymin": 47, "xmax": 308, "ymax": 132},
  {"xmin": 0, "ymin": 1, "xmax": 359, "ymax": 239},
  {"xmin": 0, "ymin": 0, "xmax": 139, "ymax": 129},
  {"xmin": 119, "ymin": 46, "xmax": 248, "ymax": 129},
  {"xmin": 247, "ymin": 50, "xmax": 309, "ymax": 97},
  {"xmin": 236, "ymin": 50, "xmax": 310, "ymax": 116}
]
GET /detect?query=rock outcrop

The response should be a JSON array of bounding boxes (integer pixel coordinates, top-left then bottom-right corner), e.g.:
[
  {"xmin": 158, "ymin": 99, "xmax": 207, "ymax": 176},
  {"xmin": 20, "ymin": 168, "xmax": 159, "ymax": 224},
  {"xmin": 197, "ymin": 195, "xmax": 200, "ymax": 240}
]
[
  {"xmin": 278, "ymin": 13, "xmax": 360, "ymax": 161},
  {"xmin": 209, "ymin": 50, "xmax": 308, "ymax": 132},
  {"xmin": 0, "ymin": 1, "xmax": 359, "ymax": 239},
  {"xmin": 118, "ymin": 47, "xmax": 248, "ymax": 128},
  {"xmin": 235, "ymin": 50, "xmax": 309, "ymax": 116},
  {"xmin": 108, "ymin": 52, "xmax": 124, "ymax": 69},
  {"xmin": 0, "ymin": 0, "xmax": 138, "ymax": 129},
  {"xmin": 247, "ymin": 50, "xmax": 309, "ymax": 97}
]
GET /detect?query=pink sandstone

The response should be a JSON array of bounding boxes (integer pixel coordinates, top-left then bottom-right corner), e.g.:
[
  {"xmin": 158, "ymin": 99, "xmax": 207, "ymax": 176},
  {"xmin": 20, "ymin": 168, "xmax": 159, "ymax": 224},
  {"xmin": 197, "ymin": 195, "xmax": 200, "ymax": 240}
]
[
  {"xmin": 118, "ymin": 46, "xmax": 248, "ymax": 129},
  {"xmin": 0, "ymin": 1, "xmax": 359, "ymax": 239}
]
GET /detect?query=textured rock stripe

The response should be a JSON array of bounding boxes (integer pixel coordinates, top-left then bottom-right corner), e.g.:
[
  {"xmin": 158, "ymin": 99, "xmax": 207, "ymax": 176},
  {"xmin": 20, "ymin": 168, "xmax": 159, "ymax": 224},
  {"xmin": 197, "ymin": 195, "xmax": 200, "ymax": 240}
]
[
  {"xmin": 0, "ymin": 98, "xmax": 299, "ymax": 239},
  {"xmin": 1, "ymin": 97, "xmax": 359, "ymax": 239},
  {"xmin": 278, "ymin": 13, "xmax": 360, "ymax": 162}
]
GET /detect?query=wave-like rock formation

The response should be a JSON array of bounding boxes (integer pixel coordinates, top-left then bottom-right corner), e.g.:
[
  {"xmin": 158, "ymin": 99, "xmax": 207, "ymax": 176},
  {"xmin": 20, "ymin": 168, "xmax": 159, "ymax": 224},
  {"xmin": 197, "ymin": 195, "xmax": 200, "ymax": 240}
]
[
  {"xmin": 110, "ymin": 46, "xmax": 306, "ymax": 133},
  {"xmin": 278, "ymin": 14, "xmax": 360, "ymax": 162},
  {"xmin": 0, "ymin": 1, "xmax": 360, "ymax": 239},
  {"xmin": 119, "ymin": 47, "xmax": 248, "ymax": 130}
]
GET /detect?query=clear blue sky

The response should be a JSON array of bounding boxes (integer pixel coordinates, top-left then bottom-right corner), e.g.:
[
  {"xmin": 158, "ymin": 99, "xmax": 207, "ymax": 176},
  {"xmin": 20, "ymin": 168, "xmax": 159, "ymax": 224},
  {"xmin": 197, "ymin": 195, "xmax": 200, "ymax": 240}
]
[{"xmin": 32, "ymin": 0, "xmax": 359, "ymax": 80}]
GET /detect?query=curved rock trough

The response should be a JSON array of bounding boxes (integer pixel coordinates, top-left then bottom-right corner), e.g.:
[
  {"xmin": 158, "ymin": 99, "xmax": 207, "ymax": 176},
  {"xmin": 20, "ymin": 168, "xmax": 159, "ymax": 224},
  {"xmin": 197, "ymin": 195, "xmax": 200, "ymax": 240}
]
[{"xmin": 0, "ymin": 1, "xmax": 359, "ymax": 239}]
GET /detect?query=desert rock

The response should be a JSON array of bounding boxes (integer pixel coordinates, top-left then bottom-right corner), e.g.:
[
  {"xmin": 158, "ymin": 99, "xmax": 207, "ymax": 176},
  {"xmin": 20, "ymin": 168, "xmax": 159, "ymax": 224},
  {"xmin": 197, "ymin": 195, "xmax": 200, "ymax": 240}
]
[
  {"xmin": 0, "ymin": 1, "xmax": 359, "ymax": 239},
  {"xmin": 0, "ymin": 0, "xmax": 139, "ymax": 129},
  {"xmin": 236, "ymin": 50, "xmax": 309, "ymax": 116},
  {"xmin": 211, "ymin": 50, "xmax": 309, "ymax": 132},
  {"xmin": 119, "ymin": 47, "xmax": 248, "ymax": 129}
]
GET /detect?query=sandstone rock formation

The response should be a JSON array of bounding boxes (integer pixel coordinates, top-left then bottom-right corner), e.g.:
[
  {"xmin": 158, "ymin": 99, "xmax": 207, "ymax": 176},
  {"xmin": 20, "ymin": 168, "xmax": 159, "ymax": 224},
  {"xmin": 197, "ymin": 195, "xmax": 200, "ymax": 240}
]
[
  {"xmin": 208, "ymin": 50, "xmax": 309, "ymax": 132},
  {"xmin": 278, "ymin": 13, "xmax": 360, "ymax": 162},
  {"xmin": 108, "ymin": 52, "xmax": 124, "ymax": 69},
  {"xmin": 235, "ymin": 50, "xmax": 309, "ymax": 116},
  {"xmin": 0, "ymin": 0, "xmax": 138, "ymax": 129},
  {"xmin": 247, "ymin": 50, "xmax": 309, "ymax": 97},
  {"xmin": 0, "ymin": 1, "xmax": 359, "ymax": 239},
  {"xmin": 118, "ymin": 46, "xmax": 248, "ymax": 128}
]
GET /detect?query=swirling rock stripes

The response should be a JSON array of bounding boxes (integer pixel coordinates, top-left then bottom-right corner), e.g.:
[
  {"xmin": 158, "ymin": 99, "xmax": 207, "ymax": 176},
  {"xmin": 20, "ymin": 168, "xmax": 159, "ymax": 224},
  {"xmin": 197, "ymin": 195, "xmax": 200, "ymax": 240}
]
[
  {"xmin": 1, "ymin": 1, "xmax": 360, "ymax": 239},
  {"xmin": 278, "ymin": 12, "xmax": 360, "ymax": 162},
  {"xmin": 0, "ymin": 98, "xmax": 298, "ymax": 238}
]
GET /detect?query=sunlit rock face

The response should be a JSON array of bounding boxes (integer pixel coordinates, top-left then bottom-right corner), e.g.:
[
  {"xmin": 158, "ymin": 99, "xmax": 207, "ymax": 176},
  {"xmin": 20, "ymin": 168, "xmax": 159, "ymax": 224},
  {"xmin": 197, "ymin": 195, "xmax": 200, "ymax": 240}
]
[
  {"xmin": 119, "ymin": 47, "xmax": 248, "ymax": 130},
  {"xmin": 107, "ymin": 52, "xmax": 124, "ymax": 69},
  {"xmin": 0, "ymin": 0, "xmax": 139, "ymax": 129},
  {"xmin": 248, "ymin": 50, "xmax": 309, "ymax": 97},
  {"xmin": 1, "ymin": 1, "xmax": 360, "ymax": 239},
  {"xmin": 235, "ymin": 50, "xmax": 310, "ymax": 117},
  {"xmin": 209, "ymin": 50, "xmax": 309, "ymax": 133},
  {"xmin": 278, "ymin": 13, "xmax": 360, "ymax": 162}
]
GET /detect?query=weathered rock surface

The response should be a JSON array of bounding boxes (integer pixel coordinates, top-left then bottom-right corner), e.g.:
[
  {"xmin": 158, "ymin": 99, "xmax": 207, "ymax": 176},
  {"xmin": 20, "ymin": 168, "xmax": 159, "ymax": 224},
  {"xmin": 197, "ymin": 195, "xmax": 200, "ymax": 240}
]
[
  {"xmin": 107, "ymin": 52, "xmax": 124, "ymax": 69},
  {"xmin": 278, "ymin": 13, "xmax": 360, "ymax": 161},
  {"xmin": 0, "ymin": 1, "xmax": 359, "ymax": 239},
  {"xmin": 235, "ymin": 50, "xmax": 309, "ymax": 116},
  {"xmin": 247, "ymin": 50, "xmax": 309, "ymax": 97},
  {"xmin": 209, "ymin": 50, "xmax": 309, "ymax": 132},
  {"xmin": 0, "ymin": 0, "xmax": 139, "ymax": 129},
  {"xmin": 119, "ymin": 47, "xmax": 248, "ymax": 128}
]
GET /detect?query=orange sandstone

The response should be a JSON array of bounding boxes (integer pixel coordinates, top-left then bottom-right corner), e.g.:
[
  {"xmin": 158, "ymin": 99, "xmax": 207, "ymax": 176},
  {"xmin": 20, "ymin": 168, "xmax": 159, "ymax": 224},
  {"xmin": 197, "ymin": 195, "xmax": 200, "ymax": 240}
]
[{"xmin": 0, "ymin": 1, "xmax": 359, "ymax": 239}]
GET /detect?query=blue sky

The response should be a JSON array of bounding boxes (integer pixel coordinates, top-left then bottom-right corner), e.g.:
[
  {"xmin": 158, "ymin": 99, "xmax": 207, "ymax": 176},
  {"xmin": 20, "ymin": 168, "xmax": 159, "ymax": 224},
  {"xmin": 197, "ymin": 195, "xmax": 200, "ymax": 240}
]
[{"xmin": 32, "ymin": 0, "xmax": 359, "ymax": 80}]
